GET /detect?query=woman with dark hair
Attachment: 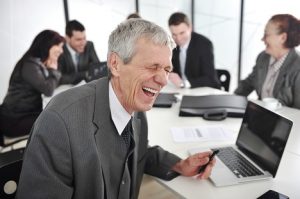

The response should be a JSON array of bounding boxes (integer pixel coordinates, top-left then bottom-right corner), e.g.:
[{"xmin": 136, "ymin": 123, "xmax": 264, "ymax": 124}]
[
  {"xmin": 235, "ymin": 14, "xmax": 300, "ymax": 109},
  {"xmin": 0, "ymin": 30, "xmax": 65, "ymax": 137}
]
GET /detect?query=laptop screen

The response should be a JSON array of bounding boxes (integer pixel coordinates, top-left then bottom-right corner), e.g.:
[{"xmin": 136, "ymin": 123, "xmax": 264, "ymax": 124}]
[{"xmin": 236, "ymin": 101, "xmax": 293, "ymax": 177}]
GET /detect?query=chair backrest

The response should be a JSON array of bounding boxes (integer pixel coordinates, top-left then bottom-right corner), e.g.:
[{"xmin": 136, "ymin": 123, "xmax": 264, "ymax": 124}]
[
  {"xmin": 86, "ymin": 61, "xmax": 108, "ymax": 82},
  {"xmin": 216, "ymin": 69, "xmax": 231, "ymax": 91},
  {"xmin": 0, "ymin": 148, "xmax": 24, "ymax": 199}
]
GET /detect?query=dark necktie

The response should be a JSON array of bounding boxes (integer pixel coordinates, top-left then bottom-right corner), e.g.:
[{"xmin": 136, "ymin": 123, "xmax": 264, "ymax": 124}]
[
  {"xmin": 74, "ymin": 53, "xmax": 80, "ymax": 72},
  {"xmin": 121, "ymin": 119, "xmax": 132, "ymax": 149}
]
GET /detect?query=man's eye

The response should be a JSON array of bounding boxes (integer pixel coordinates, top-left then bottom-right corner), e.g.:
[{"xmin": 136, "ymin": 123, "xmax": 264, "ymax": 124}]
[
  {"xmin": 147, "ymin": 66, "xmax": 157, "ymax": 70},
  {"xmin": 165, "ymin": 68, "xmax": 171, "ymax": 73}
]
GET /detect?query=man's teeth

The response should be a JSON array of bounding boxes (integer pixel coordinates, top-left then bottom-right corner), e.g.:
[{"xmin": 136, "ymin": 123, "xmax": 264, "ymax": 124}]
[{"xmin": 143, "ymin": 87, "xmax": 158, "ymax": 94}]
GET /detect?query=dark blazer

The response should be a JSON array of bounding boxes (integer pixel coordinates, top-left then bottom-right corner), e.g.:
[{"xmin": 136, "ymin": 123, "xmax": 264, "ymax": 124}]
[
  {"xmin": 0, "ymin": 57, "xmax": 61, "ymax": 118},
  {"xmin": 172, "ymin": 32, "xmax": 220, "ymax": 89},
  {"xmin": 58, "ymin": 41, "xmax": 100, "ymax": 85},
  {"xmin": 16, "ymin": 77, "xmax": 181, "ymax": 199},
  {"xmin": 235, "ymin": 49, "xmax": 300, "ymax": 109}
]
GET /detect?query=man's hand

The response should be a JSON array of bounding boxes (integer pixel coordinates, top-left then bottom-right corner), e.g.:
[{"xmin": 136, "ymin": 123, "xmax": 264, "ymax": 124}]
[
  {"xmin": 172, "ymin": 151, "xmax": 216, "ymax": 179},
  {"xmin": 168, "ymin": 72, "xmax": 183, "ymax": 88}
]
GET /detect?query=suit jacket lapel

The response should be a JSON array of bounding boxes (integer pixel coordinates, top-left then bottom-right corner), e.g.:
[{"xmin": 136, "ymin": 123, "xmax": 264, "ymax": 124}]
[
  {"xmin": 130, "ymin": 114, "xmax": 141, "ymax": 195},
  {"xmin": 172, "ymin": 47, "xmax": 181, "ymax": 76},
  {"xmin": 185, "ymin": 33, "xmax": 195, "ymax": 75},
  {"xmin": 256, "ymin": 55, "xmax": 270, "ymax": 96},
  {"xmin": 92, "ymin": 78, "xmax": 141, "ymax": 198},
  {"xmin": 63, "ymin": 44, "xmax": 77, "ymax": 73},
  {"xmin": 93, "ymin": 77, "xmax": 115, "ymax": 198},
  {"xmin": 273, "ymin": 49, "xmax": 296, "ymax": 96}
]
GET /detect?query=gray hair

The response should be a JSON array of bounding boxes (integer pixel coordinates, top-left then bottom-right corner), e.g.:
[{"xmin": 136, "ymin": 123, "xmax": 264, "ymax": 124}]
[{"xmin": 108, "ymin": 18, "xmax": 175, "ymax": 64}]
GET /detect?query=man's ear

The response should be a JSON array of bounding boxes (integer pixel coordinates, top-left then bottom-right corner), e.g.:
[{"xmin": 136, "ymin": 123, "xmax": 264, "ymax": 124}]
[{"xmin": 108, "ymin": 52, "xmax": 121, "ymax": 77}]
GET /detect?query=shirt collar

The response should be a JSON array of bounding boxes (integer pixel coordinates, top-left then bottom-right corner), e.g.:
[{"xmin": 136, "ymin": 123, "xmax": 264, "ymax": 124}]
[
  {"xmin": 180, "ymin": 38, "xmax": 191, "ymax": 51},
  {"xmin": 270, "ymin": 51, "xmax": 290, "ymax": 72},
  {"xmin": 66, "ymin": 43, "xmax": 77, "ymax": 57},
  {"xmin": 109, "ymin": 81, "xmax": 132, "ymax": 135}
]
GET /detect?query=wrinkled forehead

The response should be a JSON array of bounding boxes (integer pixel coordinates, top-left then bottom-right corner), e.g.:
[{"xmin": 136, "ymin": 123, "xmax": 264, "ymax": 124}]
[
  {"xmin": 134, "ymin": 36, "xmax": 173, "ymax": 54},
  {"xmin": 133, "ymin": 37, "xmax": 172, "ymax": 64}
]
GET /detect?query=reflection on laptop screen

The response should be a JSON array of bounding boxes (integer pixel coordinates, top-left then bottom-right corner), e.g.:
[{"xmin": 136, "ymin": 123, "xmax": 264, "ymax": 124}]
[{"xmin": 236, "ymin": 101, "xmax": 293, "ymax": 177}]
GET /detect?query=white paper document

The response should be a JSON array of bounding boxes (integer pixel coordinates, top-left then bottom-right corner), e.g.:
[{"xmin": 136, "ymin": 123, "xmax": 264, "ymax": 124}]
[{"xmin": 171, "ymin": 126, "xmax": 234, "ymax": 143}]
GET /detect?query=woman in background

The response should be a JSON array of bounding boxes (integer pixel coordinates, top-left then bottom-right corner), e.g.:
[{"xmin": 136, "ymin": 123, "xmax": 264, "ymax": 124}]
[
  {"xmin": 234, "ymin": 14, "xmax": 300, "ymax": 109},
  {"xmin": 0, "ymin": 30, "xmax": 64, "ymax": 137}
]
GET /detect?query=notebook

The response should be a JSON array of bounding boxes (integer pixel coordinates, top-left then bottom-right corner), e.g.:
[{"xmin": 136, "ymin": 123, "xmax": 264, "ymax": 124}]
[
  {"xmin": 86, "ymin": 62, "xmax": 108, "ymax": 82},
  {"xmin": 153, "ymin": 93, "xmax": 178, "ymax": 108},
  {"xmin": 190, "ymin": 101, "xmax": 293, "ymax": 187},
  {"xmin": 179, "ymin": 94, "xmax": 247, "ymax": 117}
]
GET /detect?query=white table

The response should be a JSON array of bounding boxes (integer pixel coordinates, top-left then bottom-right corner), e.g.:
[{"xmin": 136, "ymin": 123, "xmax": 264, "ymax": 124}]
[
  {"xmin": 43, "ymin": 81, "xmax": 85, "ymax": 108},
  {"xmin": 147, "ymin": 86, "xmax": 300, "ymax": 199}
]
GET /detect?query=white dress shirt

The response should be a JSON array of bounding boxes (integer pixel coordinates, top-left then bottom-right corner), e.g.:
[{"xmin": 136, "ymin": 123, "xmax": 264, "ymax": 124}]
[
  {"xmin": 109, "ymin": 82, "xmax": 132, "ymax": 135},
  {"xmin": 179, "ymin": 40, "xmax": 191, "ymax": 88},
  {"xmin": 66, "ymin": 43, "xmax": 79, "ymax": 71}
]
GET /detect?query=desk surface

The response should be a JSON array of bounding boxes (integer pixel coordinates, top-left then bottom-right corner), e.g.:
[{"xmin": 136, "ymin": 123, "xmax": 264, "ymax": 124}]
[{"xmin": 147, "ymin": 86, "xmax": 300, "ymax": 199}]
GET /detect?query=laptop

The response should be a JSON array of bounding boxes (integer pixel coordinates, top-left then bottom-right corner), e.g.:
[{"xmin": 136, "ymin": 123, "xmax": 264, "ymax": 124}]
[
  {"xmin": 194, "ymin": 101, "xmax": 293, "ymax": 187},
  {"xmin": 153, "ymin": 93, "xmax": 178, "ymax": 108}
]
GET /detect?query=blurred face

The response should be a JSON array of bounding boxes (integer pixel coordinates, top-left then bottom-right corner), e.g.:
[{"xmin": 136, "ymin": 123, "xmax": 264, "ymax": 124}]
[
  {"xmin": 109, "ymin": 38, "xmax": 173, "ymax": 114},
  {"xmin": 49, "ymin": 42, "xmax": 64, "ymax": 61},
  {"xmin": 67, "ymin": 30, "xmax": 87, "ymax": 53},
  {"xmin": 262, "ymin": 21, "xmax": 287, "ymax": 57},
  {"xmin": 169, "ymin": 22, "xmax": 192, "ymax": 47}
]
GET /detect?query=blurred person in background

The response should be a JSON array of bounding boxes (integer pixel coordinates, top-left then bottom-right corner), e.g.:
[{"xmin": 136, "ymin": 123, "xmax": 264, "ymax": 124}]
[
  {"xmin": 58, "ymin": 20, "xmax": 101, "ymax": 85},
  {"xmin": 235, "ymin": 14, "xmax": 300, "ymax": 109},
  {"xmin": 0, "ymin": 30, "xmax": 64, "ymax": 137},
  {"xmin": 168, "ymin": 12, "xmax": 220, "ymax": 89}
]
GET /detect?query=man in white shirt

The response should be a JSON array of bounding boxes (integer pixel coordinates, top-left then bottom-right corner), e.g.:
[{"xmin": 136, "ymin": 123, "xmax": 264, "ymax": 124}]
[{"xmin": 168, "ymin": 12, "xmax": 220, "ymax": 89}]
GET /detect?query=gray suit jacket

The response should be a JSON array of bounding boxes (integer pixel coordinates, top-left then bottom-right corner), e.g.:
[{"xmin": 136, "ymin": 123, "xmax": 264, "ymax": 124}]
[
  {"xmin": 16, "ymin": 77, "xmax": 180, "ymax": 199},
  {"xmin": 235, "ymin": 49, "xmax": 300, "ymax": 109}
]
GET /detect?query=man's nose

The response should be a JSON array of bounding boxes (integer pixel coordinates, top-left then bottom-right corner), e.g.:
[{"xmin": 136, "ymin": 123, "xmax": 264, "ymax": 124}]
[{"xmin": 154, "ymin": 69, "xmax": 168, "ymax": 87}]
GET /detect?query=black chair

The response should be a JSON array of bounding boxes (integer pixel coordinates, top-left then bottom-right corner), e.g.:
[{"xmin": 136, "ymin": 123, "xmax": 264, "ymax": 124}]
[
  {"xmin": 0, "ymin": 148, "xmax": 24, "ymax": 199},
  {"xmin": 0, "ymin": 132, "xmax": 28, "ymax": 152},
  {"xmin": 86, "ymin": 61, "xmax": 108, "ymax": 82},
  {"xmin": 216, "ymin": 69, "xmax": 231, "ymax": 92}
]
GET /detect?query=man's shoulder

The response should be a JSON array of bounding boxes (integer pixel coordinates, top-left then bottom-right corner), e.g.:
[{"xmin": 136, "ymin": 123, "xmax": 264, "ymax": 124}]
[
  {"xmin": 256, "ymin": 51, "xmax": 269, "ymax": 62},
  {"xmin": 45, "ymin": 79, "xmax": 106, "ymax": 115},
  {"xmin": 191, "ymin": 32, "xmax": 212, "ymax": 45},
  {"xmin": 85, "ymin": 41, "xmax": 95, "ymax": 49}
]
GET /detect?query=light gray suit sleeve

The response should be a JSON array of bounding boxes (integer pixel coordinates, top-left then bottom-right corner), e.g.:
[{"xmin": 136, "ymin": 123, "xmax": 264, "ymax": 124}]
[
  {"xmin": 16, "ymin": 109, "xmax": 73, "ymax": 199},
  {"xmin": 293, "ymin": 72, "xmax": 300, "ymax": 108},
  {"xmin": 234, "ymin": 52, "xmax": 266, "ymax": 97}
]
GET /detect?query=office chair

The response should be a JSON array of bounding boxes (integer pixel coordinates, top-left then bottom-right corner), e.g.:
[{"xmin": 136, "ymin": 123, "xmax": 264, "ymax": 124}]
[
  {"xmin": 0, "ymin": 132, "xmax": 28, "ymax": 153},
  {"xmin": 0, "ymin": 148, "xmax": 24, "ymax": 199},
  {"xmin": 86, "ymin": 61, "xmax": 108, "ymax": 82},
  {"xmin": 216, "ymin": 69, "xmax": 231, "ymax": 91}
]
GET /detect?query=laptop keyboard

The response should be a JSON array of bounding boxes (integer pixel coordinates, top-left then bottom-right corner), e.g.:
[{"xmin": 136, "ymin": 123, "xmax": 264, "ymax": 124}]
[{"xmin": 212, "ymin": 147, "xmax": 264, "ymax": 178}]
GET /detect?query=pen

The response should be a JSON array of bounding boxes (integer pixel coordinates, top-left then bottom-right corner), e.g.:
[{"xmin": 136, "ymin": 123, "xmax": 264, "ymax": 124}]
[{"xmin": 198, "ymin": 149, "xmax": 219, "ymax": 173}]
